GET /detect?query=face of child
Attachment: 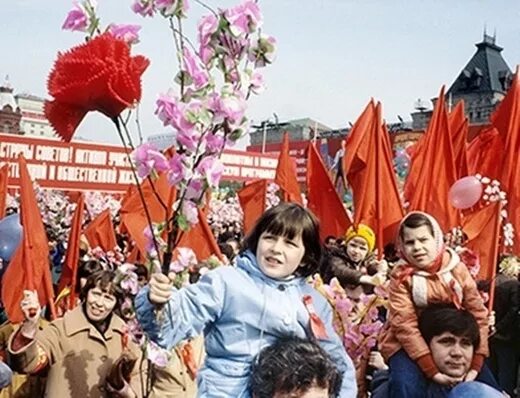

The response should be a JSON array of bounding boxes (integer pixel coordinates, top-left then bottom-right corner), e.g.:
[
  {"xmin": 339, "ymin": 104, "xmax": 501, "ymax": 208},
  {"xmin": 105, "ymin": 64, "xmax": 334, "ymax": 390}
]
[
  {"xmin": 256, "ymin": 231, "xmax": 305, "ymax": 279},
  {"xmin": 429, "ymin": 332, "xmax": 473, "ymax": 378},
  {"xmin": 346, "ymin": 237, "xmax": 369, "ymax": 263},
  {"xmin": 401, "ymin": 225, "xmax": 438, "ymax": 268}
]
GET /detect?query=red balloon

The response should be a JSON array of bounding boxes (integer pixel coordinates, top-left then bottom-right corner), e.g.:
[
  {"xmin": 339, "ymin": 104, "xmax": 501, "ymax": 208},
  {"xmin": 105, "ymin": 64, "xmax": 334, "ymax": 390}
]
[{"xmin": 449, "ymin": 176, "xmax": 483, "ymax": 209}]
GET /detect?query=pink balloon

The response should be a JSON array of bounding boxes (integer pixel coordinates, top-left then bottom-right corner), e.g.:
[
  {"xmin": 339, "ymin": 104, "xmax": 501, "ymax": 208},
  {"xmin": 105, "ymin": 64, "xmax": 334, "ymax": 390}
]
[{"xmin": 449, "ymin": 176, "xmax": 483, "ymax": 209}]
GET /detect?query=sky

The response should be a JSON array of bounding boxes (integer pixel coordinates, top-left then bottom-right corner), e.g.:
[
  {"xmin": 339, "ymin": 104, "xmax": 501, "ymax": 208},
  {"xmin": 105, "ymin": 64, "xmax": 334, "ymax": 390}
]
[{"xmin": 2, "ymin": 0, "xmax": 520, "ymax": 146}]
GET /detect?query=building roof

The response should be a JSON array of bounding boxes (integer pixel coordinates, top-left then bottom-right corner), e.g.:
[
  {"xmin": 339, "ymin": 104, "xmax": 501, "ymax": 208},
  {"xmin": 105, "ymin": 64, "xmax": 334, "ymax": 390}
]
[
  {"xmin": 448, "ymin": 33, "xmax": 512, "ymax": 96},
  {"xmin": 15, "ymin": 93, "xmax": 46, "ymax": 102}
]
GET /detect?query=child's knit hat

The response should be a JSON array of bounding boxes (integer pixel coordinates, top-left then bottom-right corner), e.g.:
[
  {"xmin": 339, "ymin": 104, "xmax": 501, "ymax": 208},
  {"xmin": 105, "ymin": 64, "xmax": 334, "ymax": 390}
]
[{"xmin": 344, "ymin": 224, "xmax": 376, "ymax": 252}]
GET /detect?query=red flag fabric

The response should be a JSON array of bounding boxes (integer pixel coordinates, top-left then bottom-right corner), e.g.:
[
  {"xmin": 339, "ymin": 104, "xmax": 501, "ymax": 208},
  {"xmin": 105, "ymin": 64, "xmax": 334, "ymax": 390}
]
[
  {"xmin": 177, "ymin": 209, "xmax": 223, "ymax": 262},
  {"xmin": 238, "ymin": 179, "xmax": 267, "ymax": 236},
  {"xmin": 58, "ymin": 193, "xmax": 84, "ymax": 309},
  {"xmin": 307, "ymin": 142, "xmax": 352, "ymax": 240},
  {"xmin": 448, "ymin": 101, "xmax": 469, "ymax": 178},
  {"xmin": 274, "ymin": 133, "xmax": 303, "ymax": 204},
  {"xmin": 343, "ymin": 101, "xmax": 404, "ymax": 253},
  {"xmin": 120, "ymin": 173, "xmax": 175, "ymax": 256},
  {"xmin": 1, "ymin": 156, "xmax": 56, "ymax": 323},
  {"xmin": 83, "ymin": 209, "xmax": 117, "ymax": 253},
  {"xmin": 406, "ymin": 86, "xmax": 460, "ymax": 232},
  {"xmin": 467, "ymin": 126, "xmax": 503, "ymax": 181},
  {"xmin": 462, "ymin": 201, "xmax": 502, "ymax": 309},
  {"xmin": 489, "ymin": 68, "xmax": 520, "ymax": 254},
  {"xmin": 0, "ymin": 164, "xmax": 8, "ymax": 220}
]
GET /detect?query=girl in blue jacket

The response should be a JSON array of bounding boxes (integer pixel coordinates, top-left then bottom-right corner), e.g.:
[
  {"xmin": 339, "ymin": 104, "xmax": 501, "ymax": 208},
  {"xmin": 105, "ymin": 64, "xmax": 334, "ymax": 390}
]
[{"xmin": 135, "ymin": 203, "xmax": 357, "ymax": 397}]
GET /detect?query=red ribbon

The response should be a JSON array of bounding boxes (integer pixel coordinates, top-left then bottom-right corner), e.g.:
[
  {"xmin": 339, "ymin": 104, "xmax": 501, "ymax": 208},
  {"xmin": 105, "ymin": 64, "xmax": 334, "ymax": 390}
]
[{"xmin": 303, "ymin": 295, "xmax": 328, "ymax": 339}]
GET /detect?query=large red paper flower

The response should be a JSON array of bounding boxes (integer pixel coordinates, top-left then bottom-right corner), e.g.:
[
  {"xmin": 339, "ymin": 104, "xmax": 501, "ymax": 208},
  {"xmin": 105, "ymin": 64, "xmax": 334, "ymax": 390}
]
[{"xmin": 44, "ymin": 33, "xmax": 150, "ymax": 141}]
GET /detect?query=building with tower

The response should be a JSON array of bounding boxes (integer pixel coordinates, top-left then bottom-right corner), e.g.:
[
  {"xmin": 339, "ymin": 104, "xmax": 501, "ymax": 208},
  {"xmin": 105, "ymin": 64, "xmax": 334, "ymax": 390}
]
[
  {"xmin": 410, "ymin": 32, "xmax": 513, "ymax": 131},
  {"xmin": 0, "ymin": 76, "xmax": 22, "ymax": 135}
]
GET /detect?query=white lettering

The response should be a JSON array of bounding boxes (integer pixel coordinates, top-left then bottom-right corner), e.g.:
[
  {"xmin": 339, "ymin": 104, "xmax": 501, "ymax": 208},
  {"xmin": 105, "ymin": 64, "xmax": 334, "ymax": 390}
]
[
  {"xmin": 74, "ymin": 149, "xmax": 108, "ymax": 165},
  {"xmin": 0, "ymin": 143, "xmax": 34, "ymax": 159}
]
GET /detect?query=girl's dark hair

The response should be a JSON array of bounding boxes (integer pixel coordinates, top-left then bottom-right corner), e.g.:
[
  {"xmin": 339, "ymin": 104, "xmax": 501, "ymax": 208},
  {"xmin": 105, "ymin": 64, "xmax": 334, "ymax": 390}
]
[
  {"xmin": 244, "ymin": 203, "xmax": 322, "ymax": 277},
  {"xmin": 250, "ymin": 336, "xmax": 342, "ymax": 397},
  {"xmin": 75, "ymin": 260, "xmax": 103, "ymax": 293},
  {"xmin": 79, "ymin": 270, "xmax": 123, "ymax": 305},
  {"xmin": 399, "ymin": 213, "xmax": 434, "ymax": 239},
  {"xmin": 418, "ymin": 304, "xmax": 480, "ymax": 348}
]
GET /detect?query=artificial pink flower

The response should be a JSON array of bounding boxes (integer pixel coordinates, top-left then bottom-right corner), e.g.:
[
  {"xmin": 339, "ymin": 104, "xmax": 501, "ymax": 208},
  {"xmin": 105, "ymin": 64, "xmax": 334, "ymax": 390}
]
[
  {"xmin": 185, "ymin": 179, "xmax": 204, "ymax": 200},
  {"xmin": 207, "ymin": 91, "xmax": 246, "ymax": 125},
  {"xmin": 248, "ymin": 35, "xmax": 277, "ymax": 68},
  {"xmin": 147, "ymin": 341, "xmax": 170, "ymax": 368},
  {"xmin": 167, "ymin": 154, "xmax": 187, "ymax": 186},
  {"xmin": 133, "ymin": 143, "xmax": 169, "ymax": 178},
  {"xmin": 155, "ymin": 0, "xmax": 189, "ymax": 17},
  {"xmin": 197, "ymin": 156, "xmax": 224, "ymax": 188},
  {"xmin": 62, "ymin": 3, "xmax": 89, "ymax": 32},
  {"xmin": 155, "ymin": 93, "xmax": 195, "ymax": 133},
  {"xmin": 176, "ymin": 127, "xmax": 201, "ymax": 152},
  {"xmin": 170, "ymin": 247, "xmax": 197, "ymax": 273},
  {"xmin": 182, "ymin": 200, "xmax": 198, "ymax": 226},
  {"xmin": 249, "ymin": 70, "xmax": 265, "ymax": 94},
  {"xmin": 224, "ymin": 0, "xmax": 262, "ymax": 37},
  {"xmin": 198, "ymin": 14, "xmax": 218, "ymax": 47},
  {"xmin": 108, "ymin": 24, "xmax": 141, "ymax": 45},
  {"xmin": 143, "ymin": 225, "xmax": 157, "ymax": 254},
  {"xmin": 131, "ymin": 0, "xmax": 155, "ymax": 17},
  {"xmin": 204, "ymin": 133, "xmax": 225, "ymax": 153},
  {"xmin": 182, "ymin": 47, "xmax": 209, "ymax": 90}
]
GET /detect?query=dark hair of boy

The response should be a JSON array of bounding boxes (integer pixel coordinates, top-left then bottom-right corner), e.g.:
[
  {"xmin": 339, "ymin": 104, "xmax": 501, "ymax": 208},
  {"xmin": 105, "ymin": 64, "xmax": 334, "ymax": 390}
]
[
  {"xmin": 418, "ymin": 304, "xmax": 480, "ymax": 348},
  {"xmin": 250, "ymin": 336, "xmax": 342, "ymax": 398},
  {"xmin": 399, "ymin": 213, "xmax": 435, "ymax": 239}
]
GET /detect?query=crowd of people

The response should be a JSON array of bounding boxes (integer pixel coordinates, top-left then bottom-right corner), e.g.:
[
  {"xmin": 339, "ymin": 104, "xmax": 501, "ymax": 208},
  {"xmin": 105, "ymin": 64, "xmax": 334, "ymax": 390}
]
[{"xmin": 0, "ymin": 201, "xmax": 518, "ymax": 397}]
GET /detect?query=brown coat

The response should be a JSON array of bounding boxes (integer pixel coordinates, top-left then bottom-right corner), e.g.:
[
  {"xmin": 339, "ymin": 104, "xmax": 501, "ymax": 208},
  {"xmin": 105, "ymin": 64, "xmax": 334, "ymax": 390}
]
[
  {"xmin": 150, "ymin": 335, "xmax": 205, "ymax": 398},
  {"xmin": 0, "ymin": 321, "xmax": 47, "ymax": 398},
  {"xmin": 379, "ymin": 249, "xmax": 489, "ymax": 362},
  {"xmin": 7, "ymin": 306, "xmax": 146, "ymax": 398}
]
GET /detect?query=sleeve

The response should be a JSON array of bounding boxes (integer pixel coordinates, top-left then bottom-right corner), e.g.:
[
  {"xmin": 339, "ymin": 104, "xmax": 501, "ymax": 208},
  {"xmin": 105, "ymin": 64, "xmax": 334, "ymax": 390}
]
[
  {"xmin": 330, "ymin": 262, "xmax": 363, "ymax": 286},
  {"xmin": 6, "ymin": 322, "xmax": 63, "ymax": 374},
  {"xmin": 135, "ymin": 269, "xmax": 227, "ymax": 351},
  {"xmin": 495, "ymin": 281, "xmax": 519, "ymax": 336},
  {"xmin": 456, "ymin": 264, "xmax": 489, "ymax": 359},
  {"xmin": 0, "ymin": 361, "xmax": 12, "ymax": 388},
  {"xmin": 386, "ymin": 272, "xmax": 431, "ymax": 362},
  {"xmin": 313, "ymin": 292, "xmax": 358, "ymax": 398}
]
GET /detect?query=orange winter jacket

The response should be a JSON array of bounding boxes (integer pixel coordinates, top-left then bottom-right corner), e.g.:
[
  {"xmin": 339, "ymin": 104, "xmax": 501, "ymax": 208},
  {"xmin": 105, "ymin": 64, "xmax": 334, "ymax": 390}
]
[{"xmin": 379, "ymin": 248, "xmax": 489, "ymax": 377}]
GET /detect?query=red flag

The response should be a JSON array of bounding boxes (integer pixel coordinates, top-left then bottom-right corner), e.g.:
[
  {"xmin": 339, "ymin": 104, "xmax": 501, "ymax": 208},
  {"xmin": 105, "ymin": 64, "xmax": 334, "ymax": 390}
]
[
  {"xmin": 489, "ymin": 68, "xmax": 520, "ymax": 254},
  {"xmin": 84, "ymin": 209, "xmax": 117, "ymax": 253},
  {"xmin": 1, "ymin": 156, "xmax": 56, "ymax": 323},
  {"xmin": 448, "ymin": 101, "xmax": 469, "ymax": 178},
  {"xmin": 406, "ymin": 87, "xmax": 460, "ymax": 231},
  {"xmin": 467, "ymin": 126, "xmax": 503, "ymax": 180},
  {"xmin": 307, "ymin": 143, "xmax": 352, "ymax": 240},
  {"xmin": 343, "ymin": 101, "xmax": 404, "ymax": 253},
  {"xmin": 274, "ymin": 133, "xmax": 303, "ymax": 204},
  {"xmin": 120, "ymin": 173, "xmax": 175, "ymax": 256},
  {"xmin": 177, "ymin": 209, "xmax": 223, "ymax": 262},
  {"xmin": 238, "ymin": 179, "xmax": 267, "ymax": 236},
  {"xmin": 58, "ymin": 193, "xmax": 84, "ymax": 309},
  {"xmin": 462, "ymin": 201, "xmax": 502, "ymax": 309},
  {"xmin": 0, "ymin": 164, "xmax": 8, "ymax": 220}
]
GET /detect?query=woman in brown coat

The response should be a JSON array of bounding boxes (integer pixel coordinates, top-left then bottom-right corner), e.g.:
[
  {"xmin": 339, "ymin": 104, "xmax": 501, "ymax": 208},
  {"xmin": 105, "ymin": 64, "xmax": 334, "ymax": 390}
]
[{"xmin": 8, "ymin": 270, "xmax": 145, "ymax": 398}]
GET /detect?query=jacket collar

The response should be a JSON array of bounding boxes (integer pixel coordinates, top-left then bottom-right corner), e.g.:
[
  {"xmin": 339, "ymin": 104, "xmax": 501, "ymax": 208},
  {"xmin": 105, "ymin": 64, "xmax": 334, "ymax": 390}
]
[{"xmin": 63, "ymin": 305, "xmax": 126, "ymax": 342}]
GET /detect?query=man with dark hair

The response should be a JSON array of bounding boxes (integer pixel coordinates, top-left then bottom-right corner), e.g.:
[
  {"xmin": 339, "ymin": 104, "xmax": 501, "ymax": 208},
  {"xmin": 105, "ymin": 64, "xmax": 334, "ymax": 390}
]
[
  {"xmin": 373, "ymin": 305, "xmax": 503, "ymax": 398},
  {"xmin": 250, "ymin": 336, "xmax": 342, "ymax": 398}
]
